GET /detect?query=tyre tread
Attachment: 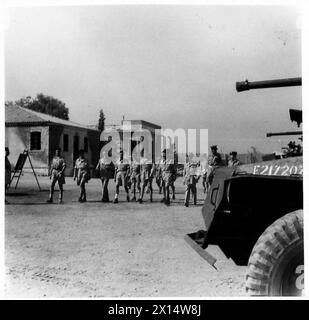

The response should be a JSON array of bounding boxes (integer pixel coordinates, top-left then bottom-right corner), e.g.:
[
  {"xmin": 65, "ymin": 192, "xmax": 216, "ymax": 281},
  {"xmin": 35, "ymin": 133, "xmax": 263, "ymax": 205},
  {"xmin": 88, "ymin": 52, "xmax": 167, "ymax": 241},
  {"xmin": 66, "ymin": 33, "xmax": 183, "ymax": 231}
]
[{"xmin": 245, "ymin": 210, "xmax": 303, "ymax": 296}]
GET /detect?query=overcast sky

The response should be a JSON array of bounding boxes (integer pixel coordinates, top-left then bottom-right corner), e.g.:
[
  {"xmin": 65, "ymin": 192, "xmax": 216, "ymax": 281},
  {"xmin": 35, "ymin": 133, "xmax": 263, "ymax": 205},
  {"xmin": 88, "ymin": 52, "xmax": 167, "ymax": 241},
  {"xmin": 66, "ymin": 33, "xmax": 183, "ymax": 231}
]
[{"xmin": 5, "ymin": 5, "xmax": 302, "ymax": 153}]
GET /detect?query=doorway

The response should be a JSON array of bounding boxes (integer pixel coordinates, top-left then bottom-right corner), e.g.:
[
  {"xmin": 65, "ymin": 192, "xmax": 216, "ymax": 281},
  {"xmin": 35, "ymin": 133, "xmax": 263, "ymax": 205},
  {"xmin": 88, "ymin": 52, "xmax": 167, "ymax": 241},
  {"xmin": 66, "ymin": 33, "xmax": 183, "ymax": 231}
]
[{"xmin": 73, "ymin": 135, "xmax": 80, "ymax": 163}]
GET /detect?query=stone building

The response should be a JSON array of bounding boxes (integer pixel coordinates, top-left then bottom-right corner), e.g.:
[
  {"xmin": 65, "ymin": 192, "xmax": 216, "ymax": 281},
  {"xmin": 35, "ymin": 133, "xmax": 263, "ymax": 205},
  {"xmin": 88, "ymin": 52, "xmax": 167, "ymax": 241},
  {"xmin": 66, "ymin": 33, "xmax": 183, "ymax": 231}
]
[
  {"xmin": 104, "ymin": 119, "xmax": 161, "ymax": 162},
  {"xmin": 5, "ymin": 105, "xmax": 100, "ymax": 175}
]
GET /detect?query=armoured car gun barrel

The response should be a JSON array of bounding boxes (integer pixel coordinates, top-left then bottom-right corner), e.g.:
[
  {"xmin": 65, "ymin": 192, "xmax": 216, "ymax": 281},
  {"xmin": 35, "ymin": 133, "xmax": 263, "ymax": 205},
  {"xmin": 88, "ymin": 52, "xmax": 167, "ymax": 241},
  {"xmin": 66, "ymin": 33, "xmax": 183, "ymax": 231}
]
[{"xmin": 236, "ymin": 77, "xmax": 302, "ymax": 92}]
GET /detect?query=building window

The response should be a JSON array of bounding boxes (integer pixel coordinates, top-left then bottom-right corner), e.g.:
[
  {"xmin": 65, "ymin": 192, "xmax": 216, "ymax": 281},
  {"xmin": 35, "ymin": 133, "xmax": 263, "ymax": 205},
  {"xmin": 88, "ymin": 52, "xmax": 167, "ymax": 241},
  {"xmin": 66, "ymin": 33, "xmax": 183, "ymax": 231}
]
[
  {"xmin": 63, "ymin": 134, "xmax": 69, "ymax": 152},
  {"xmin": 84, "ymin": 137, "xmax": 88, "ymax": 153},
  {"xmin": 30, "ymin": 131, "xmax": 41, "ymax": 150}
]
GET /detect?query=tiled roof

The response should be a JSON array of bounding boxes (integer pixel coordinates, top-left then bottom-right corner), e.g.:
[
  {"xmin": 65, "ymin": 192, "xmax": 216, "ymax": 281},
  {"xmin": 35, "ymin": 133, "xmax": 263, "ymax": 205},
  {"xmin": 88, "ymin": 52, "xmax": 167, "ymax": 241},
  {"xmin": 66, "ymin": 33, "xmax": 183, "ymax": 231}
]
[{"xmin": 5, "ymin": 105, "xmax": 98, "ymax": 131}]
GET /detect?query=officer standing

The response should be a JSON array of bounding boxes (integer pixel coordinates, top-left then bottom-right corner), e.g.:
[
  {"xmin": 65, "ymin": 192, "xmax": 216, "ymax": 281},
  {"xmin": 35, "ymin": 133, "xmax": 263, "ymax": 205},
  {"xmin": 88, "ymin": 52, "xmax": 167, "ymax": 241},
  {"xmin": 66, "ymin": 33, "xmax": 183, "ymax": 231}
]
[
  {"xmin": 200, "ymin": 153, "xmax": 209, "ymax": 194},
  {"xmin": 206, "ymin": 145, "xmax": 222, "ymax": 187},
  {"xmin": 47, "ymin": 147, "xmax": 66, "ymax": 204},
  {"xmin": 73, "ymin": 149, "xmax": 91, "ymax": 203},
  {"xmin": 228, "ymin": 151, "xmax": 240, "ymax": 167},
  {"xmin": 113, "ymin": 151, "xmax": 130, "ymax": 203},
  {"xmin": 96, "ymin": 151, "xmax": 114, "ymax": 202},
  {"xmin": 183, "ymin": 154, "xmax": 200, "ymax": 207}
]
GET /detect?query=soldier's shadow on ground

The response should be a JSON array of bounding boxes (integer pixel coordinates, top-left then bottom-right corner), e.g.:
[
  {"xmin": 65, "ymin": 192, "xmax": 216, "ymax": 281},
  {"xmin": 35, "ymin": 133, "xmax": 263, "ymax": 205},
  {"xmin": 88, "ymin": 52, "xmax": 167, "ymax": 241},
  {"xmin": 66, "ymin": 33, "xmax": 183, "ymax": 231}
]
[
  {"xmin": 6, "ymin": 192, "xmax": 30, "ymax": 197},
  {"xmin": 6, "ymin": 198, "xmax": 205, "ymax": 207},
  {"xmin": 6, "ymin": 189, "xmax": 50, "ymax": 195},
  {"xmin": 6, "ymin": 202, "xmax": 56, "ymax": 205}
]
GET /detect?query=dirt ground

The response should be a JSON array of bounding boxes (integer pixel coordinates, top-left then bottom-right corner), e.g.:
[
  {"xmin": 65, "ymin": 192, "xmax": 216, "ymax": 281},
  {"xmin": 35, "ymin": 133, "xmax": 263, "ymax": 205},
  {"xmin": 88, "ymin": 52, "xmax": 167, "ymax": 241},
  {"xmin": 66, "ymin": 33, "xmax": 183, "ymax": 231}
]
[{"xmin": 5, "ymin": 173, "xmax": 246, "ymax": 298}]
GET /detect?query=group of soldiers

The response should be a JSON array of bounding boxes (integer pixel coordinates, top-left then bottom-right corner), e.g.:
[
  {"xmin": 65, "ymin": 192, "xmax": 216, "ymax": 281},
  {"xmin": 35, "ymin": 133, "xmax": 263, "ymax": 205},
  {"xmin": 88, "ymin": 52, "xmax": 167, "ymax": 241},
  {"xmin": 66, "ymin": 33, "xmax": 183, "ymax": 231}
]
[
  {"xmin": 98, "ymin": 148, "xmax": 177, "ymax": 205},
  {"xmin": 183, "ymin": 145, "xmax": 240, "ymax": 207},
  {"xmin": 4, "ymin": 145, "xmax": 240, "ymax": 206},
  {"xmin": 45, "ymin": 147, "xmax": 178, "ymax": 205},
  {"xmin": 44, "ymin": 145, "xmax": 240, "ymax": 206}
]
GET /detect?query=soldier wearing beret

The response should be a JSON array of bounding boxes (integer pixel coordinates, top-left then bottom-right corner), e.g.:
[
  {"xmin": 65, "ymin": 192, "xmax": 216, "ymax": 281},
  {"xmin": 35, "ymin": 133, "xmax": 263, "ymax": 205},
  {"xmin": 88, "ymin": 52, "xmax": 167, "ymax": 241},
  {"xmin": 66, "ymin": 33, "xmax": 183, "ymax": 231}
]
[
  {"xmin": 228, "ymin": 151, "xmax": 240, "ymax": 167},
  {"xmin": 183, "ymin": 154, "xmax": 200, "ymax": 207},
  {"xmin": 138, "ymin": 156, "xmax": 155, "ymax": 203},
  {"xmin": 113, "ymin": 151, "xmax": 130, "ymax": 203},
  {"xmin": 96, "ymin": 150, "xmax": 115, "ymax": 202},
  {"xmin": 73, "ymin": 149, "xmax": 91, "ymax": 203},
  {"xmin": 159, "ymin": 149, "xmax": 177, "ymax": 205},
  {"xmin": 200, "ymin": 153, "xmax": 209, "ymax": 194},
  {"xmin": 206, "ymin": 145, "xmax": 222, "ymax": 186},
  {"xmin": 47, "ymin": 147, "xmax": 66, "ymax": 204},
  {"xmin": 129, "ymin": 155, "xmax": 141, "ymax": 202}
]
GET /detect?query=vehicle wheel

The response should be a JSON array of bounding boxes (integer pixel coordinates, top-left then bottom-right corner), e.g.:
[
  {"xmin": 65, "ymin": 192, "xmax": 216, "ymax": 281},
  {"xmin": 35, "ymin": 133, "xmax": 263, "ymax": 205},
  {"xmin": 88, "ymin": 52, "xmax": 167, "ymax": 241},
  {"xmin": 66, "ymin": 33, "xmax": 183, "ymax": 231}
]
[{"xmin": 246, "ymin": 210, "xmax": 304, "ymax": 296}]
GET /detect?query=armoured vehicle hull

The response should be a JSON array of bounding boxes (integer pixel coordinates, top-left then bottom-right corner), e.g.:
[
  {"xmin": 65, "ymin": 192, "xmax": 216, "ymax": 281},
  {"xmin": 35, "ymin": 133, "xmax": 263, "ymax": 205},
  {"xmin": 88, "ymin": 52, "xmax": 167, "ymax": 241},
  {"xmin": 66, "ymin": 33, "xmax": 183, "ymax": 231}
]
[{"xmin": 186, "ymin": 78, "xmax": 303, "ymax": 296}]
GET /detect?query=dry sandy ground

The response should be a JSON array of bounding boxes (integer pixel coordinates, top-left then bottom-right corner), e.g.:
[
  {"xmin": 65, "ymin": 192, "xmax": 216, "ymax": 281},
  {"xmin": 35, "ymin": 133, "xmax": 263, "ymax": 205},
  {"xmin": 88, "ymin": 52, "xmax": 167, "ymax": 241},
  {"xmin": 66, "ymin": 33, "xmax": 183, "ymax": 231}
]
[{"xmin": 5, "ymin": 174, "xmax": 246, "ymax": 298}]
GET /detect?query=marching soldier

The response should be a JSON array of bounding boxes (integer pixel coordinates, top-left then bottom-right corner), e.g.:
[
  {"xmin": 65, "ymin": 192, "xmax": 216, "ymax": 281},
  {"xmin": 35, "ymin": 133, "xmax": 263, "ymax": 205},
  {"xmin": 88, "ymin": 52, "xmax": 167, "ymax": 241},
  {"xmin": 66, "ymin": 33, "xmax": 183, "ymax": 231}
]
[
  {"xmin": 183, "ymin": 154, "xmax": 200, "ymax": 207},
  {"xmin": 95, "ymin": 151, "xmax": 114, "ymax": 202},
  {"xmin": 113, "ymin": 151, "xmax": 130, "ymax": 203},
  {"xmin": 47, "ymin": 147, "xmax": 66, "ymax": 204},
  {"xmin": 130, "ymin": 155, "xmax": 141, "ymax": 202},
  {"xmin": 170, "ymin": 171, "xmax": 176, "ymax": 200},
  {"xmin": 155, "ymin": 158, "xmax": 162, "ymax": 194},
  {"xmin": 73, "ymin": 149, "xmax": 91, "ymax": 202},
  {"xmin": 228, "ymin": 151, "xmax": 240, "ymax": 167},
  {"xmin": 160, "ymin": 149, "xmax": 177, "ymax": 205},
  {"xmin": 206, "ymin": 145, "xmax": 222, "ymax": 187},
  {"xmin": 139, "ymin": 157, "xmax": 155, "ymax": 203}
]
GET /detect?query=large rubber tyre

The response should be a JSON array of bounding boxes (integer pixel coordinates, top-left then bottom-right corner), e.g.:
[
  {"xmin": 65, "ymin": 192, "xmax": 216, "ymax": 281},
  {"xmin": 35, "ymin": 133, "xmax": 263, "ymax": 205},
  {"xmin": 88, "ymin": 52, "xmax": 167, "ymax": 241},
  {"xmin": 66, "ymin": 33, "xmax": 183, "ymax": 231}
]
[{"xmin": 246, "ymin": 210, "xmax": 304, "ymax": 296}]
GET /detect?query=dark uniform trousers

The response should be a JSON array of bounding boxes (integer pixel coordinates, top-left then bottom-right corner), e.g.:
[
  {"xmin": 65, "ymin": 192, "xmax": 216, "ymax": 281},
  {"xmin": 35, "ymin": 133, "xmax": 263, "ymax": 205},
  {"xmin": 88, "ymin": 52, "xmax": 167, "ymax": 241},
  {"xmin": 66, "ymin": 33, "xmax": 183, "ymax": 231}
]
[{"xmin": 101, "ymin": 177, "xmax": 109, "ymax": 202}]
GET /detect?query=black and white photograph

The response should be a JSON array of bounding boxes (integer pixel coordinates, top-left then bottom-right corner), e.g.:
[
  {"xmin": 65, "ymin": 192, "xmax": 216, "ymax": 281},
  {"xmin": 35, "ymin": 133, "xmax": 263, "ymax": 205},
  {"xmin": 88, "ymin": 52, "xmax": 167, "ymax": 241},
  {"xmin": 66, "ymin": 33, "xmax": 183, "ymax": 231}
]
[{"xmin": 2, "ymin": 1, "xmax": 305, "ymax": 300}]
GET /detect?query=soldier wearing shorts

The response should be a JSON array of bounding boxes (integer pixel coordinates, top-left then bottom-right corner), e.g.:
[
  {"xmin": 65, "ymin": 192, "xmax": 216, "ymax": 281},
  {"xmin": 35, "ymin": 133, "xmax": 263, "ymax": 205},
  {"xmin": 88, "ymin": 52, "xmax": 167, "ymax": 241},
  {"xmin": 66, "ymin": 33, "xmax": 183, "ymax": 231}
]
[
  {"xmin": 130, "ymin": 157, "xmax": 141, "ymax": 201},
  {"xmin": 160, "ymin": 149, "xmax": 177, "ymax": 205},
  {"xmin": 183, "ymin": 155, "xmax": 200, "ymax": 207},
  {"xmin": 113, "ymin": 152, "xmax": 130, "ymax": 203},
  {"xmin": 47, "ymin": 147, "xmax": 66, "ymax": 204},
  {"xmin": 96, "ymin": 151, "xmax": 114, "ymax": 202},
  {"xmin": 139, "ymin": 157, "xmax": 155, "ymax": 203},
  {"xmin": 73, "ymin": 149, "xmax": 91, "ymax": 203}
]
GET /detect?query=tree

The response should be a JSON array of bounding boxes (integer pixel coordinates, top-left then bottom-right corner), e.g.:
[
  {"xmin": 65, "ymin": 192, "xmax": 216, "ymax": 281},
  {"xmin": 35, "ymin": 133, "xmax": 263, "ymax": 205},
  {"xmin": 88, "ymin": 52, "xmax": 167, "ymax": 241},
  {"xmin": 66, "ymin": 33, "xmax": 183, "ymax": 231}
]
[
  {"xmin": 98, "ymin": 109, "xmax": 106, "ymax": 132},
  {"xmin": 5, "ymin": 94, "xmax": 69, "ymax": 120}
]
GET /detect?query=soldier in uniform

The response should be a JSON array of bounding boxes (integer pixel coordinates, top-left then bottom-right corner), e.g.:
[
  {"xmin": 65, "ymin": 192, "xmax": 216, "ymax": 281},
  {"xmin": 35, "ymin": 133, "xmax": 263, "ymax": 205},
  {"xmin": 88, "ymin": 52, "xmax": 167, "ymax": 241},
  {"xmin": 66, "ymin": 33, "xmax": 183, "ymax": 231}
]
[
  {"xmin": 206, "ymin": 145, "xmax": 222, "ymax": 187},
  {"xmin": 95, "ymin": 151, "xmax": 114, "ymax": 202},
  {"xmin": 5, "ymin": 147, "xmax": 11, "ymax": 204},
  {"xmin": 113, "ymin": 151, "xmax": 130, "ymax": 203},
  {"xmin": 155, "ymin": 158, "xmax": 162, "ymax": 194},
  {"xmin": 228, "ymin": 151, "xmax": 240, "ymax": 167},
  {"xmin": 138, "ymin": 157, "xmax": 155, "ymax": 203},
  {"xmin": 183, "ymin": 154, "xmax": 200, "ymax": 207},
  {"xmin": 200, "ymin": 153, "xmax": 209, "ymax": 193},
  {"xmin": 129, "ymin": 155, "xmax": 141, "ymax": 202},
  {"xmin": 47, "ymin": 147, "xmax": 66, "ymax": 204},
  {"xmin": 159, "ymin": 149, "xmax": 177, "ymax": 205},
  {"xmin": 169, "ymin": 171, "xmax": 176, "ymax": 200},
  {"xmin": 73, "ymin": 149, "xmax": 91, "ymax": 202}
]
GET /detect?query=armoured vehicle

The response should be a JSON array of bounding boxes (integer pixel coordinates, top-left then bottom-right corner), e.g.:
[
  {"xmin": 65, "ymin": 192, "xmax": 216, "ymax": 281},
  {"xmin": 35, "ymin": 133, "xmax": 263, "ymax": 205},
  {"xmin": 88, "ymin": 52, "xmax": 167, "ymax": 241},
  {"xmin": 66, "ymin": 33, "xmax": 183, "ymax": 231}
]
[{"xmin": 185, "ymin": 77, "xmax": 303, "ymax": 296}]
